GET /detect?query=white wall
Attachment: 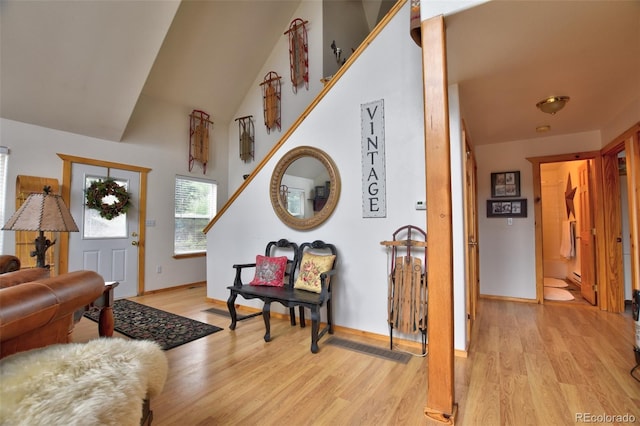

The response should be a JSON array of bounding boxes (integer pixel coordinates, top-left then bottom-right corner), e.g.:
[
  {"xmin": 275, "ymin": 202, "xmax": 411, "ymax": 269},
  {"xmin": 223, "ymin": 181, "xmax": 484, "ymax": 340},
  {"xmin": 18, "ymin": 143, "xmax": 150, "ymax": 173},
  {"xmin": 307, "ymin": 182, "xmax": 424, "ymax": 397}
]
[
  {"xmin": 0, "ymin": 97, "xmax": 228, "ymax": 291},
  {"xmin": 227, "ymin": 0, "xmax": 324, "ymax": 192},
  {"xmin": 475, "ymin": 130, "xmax": 601, "ymax": 299},
  {"xmin": 207, "ymin": 2, "xmax": 445, "ymax": 346}
]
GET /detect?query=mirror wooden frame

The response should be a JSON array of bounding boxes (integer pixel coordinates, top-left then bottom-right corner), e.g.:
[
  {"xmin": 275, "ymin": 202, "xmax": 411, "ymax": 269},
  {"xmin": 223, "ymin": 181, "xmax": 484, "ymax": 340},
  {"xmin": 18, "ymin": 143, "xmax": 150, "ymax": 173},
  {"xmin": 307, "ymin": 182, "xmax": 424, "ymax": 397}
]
[{"xmin": 270, "ymin": 146, "xmax": 341, "ymax": 230}]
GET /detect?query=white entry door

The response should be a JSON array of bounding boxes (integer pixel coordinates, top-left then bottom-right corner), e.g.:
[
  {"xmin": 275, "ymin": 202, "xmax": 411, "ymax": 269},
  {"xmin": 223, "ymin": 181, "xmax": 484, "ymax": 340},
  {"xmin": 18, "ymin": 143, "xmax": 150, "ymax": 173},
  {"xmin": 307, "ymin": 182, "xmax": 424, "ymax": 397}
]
[{"xmin": 68, "ymin": 164, "xmax": 140, "ymax": 298}]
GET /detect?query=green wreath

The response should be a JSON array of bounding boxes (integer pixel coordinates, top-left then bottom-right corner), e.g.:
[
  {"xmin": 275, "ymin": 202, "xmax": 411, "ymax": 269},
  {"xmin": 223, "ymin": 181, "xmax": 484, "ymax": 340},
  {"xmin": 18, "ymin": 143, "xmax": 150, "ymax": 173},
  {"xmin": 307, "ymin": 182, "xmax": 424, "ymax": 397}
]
[{"xmin": 85, "ymin": 178, "xmax": 131, "ymax": 220}]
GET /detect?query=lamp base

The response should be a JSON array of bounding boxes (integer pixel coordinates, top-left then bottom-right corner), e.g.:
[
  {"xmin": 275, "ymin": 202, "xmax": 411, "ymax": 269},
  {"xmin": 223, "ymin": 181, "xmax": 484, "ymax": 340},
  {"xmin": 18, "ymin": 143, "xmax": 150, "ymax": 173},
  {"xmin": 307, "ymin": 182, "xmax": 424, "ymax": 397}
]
[{"xmin": 32, "ymin": 231, "xmax": 55, "ymax": 269}]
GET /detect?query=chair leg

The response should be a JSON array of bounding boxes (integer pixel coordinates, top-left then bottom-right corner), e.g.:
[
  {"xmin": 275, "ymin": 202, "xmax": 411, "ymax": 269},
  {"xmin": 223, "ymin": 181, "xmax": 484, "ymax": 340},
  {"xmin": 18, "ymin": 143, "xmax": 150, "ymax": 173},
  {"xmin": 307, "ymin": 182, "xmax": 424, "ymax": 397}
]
[
  {"xmin": 263, "ymin": 302, "xmax": 272, "ymax": 342},
  {"xmin": 327, "ymin": 299, "xmax": 334, "ymax": 334},
  {"xmin": 299, "ymin": 306, "xmax": 306, "ymax": 328},
  {"xmin": 310, "ymin": 306, "xmax": 320, "ymax": 353},
  {"xmin": 289, "ymin": 307, "xmax": 297, "ymax": 326},
  {"xmin": 227, "ymin": 292, "xmax": 238, "ymax": 330}
]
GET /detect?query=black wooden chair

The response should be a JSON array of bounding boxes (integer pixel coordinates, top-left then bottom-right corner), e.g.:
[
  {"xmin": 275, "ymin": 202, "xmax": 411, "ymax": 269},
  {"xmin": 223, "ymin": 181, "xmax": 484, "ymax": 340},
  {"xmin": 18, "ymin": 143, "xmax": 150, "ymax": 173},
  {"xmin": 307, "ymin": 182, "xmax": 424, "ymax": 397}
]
[{"xmin": 227, "ymin": 239, "xmax": 299, "ymax": 329}]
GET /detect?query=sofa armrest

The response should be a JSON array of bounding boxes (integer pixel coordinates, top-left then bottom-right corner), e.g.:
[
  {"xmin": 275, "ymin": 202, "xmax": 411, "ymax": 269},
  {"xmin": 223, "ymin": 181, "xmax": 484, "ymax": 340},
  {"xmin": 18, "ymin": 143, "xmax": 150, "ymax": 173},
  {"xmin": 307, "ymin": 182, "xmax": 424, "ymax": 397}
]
[
  {"xmin": 0, "ymin": 255, "xmax": 20, "ymax": 274},
  {"xmin": 0, "ymin": 268, "xmax": 50, "ymax": 289},
  {"xmin": 0, "ymin": 282, "xmax": 60, "ymax": 341},
  {"xmin": 38, "ymin": 270, "xmax": 105, "ymax": 314},
  {"xmin": 0, "ymin": 270, "xmax": 105, "ymax": 342}
]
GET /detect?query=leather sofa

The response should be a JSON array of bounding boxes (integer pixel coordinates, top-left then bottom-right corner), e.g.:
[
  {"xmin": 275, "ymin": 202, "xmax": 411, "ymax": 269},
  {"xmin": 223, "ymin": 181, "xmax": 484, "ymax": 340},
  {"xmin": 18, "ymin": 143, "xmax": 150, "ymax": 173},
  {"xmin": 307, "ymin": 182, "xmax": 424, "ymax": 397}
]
[
  {"xmin": 0, "ymin": 254, "xmax": 21, "ymax": 274},
  {"xmin": 0, "ymin": 268, "xmax": 105, "ymax": 359}
]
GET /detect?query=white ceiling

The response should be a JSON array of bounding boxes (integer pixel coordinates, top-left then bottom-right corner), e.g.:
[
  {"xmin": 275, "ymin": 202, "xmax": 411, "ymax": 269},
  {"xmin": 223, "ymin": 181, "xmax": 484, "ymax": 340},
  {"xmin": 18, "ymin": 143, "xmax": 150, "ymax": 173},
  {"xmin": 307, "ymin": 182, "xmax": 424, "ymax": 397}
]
[
  {"xmin": 445, "ymin": 0, "xmax": 640, "ymax": 145},
  {"xmin": 1, "ymin": 1, "xmax": 639, "ymax": 146}
]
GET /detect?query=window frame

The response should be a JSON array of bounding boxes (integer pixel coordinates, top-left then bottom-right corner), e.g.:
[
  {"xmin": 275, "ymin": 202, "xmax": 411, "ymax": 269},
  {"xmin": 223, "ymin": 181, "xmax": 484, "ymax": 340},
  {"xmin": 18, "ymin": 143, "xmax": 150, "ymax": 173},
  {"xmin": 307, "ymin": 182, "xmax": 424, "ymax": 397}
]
[{"xmin": 174, "ymin": 175, "xmax": 217, "ymax": 257}]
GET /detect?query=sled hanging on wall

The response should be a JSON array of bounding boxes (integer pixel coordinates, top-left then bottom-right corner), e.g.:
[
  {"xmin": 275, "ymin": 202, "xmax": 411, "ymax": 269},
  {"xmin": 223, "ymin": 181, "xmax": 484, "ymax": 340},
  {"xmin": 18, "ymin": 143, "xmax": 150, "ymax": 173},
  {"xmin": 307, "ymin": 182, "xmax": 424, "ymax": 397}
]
[
  {"xmin": 189, "ymin": 110, "xmax": 213, "ymax": 173},
  {"xmin": 235, "ymin": 115, "xmax": 254, "ymax": 163},
  {"xmin": 285, "ymin": 18, "xmax": 309, "ymax": 93},
  {"xmin": 260, "ymin": 71, "xmax": 282, "ymax": 134}
]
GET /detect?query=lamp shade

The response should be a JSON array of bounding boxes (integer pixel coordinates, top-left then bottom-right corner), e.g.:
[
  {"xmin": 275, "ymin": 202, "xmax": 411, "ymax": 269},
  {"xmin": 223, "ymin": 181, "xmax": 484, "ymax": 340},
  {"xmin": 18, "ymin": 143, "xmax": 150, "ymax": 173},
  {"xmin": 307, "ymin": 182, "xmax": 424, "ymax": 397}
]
[{"xmin": 2, "ymin": 192, "xmax": 79, "ymax": 232}]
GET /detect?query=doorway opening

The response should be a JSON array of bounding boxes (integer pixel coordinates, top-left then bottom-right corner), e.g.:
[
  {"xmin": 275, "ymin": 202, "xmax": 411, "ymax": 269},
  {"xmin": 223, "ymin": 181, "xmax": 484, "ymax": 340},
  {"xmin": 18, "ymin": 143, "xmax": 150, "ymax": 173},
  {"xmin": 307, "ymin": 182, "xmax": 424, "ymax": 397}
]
[
  {"xmin": 57, "ymin": 154, "xmax": 151, "ymax": 296},
  {"xmin": 540, "ymin": 159, "xmax": 596, "ymax": 306}
]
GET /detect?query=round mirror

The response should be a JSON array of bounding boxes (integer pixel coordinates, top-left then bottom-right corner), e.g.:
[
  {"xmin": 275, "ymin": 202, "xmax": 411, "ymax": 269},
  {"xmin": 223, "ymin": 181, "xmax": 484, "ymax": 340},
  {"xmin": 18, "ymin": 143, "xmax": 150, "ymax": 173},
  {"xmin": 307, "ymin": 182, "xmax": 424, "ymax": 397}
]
[{"xmin": 270, "ymin": 146, "xmax": 341, "ymax": 230}]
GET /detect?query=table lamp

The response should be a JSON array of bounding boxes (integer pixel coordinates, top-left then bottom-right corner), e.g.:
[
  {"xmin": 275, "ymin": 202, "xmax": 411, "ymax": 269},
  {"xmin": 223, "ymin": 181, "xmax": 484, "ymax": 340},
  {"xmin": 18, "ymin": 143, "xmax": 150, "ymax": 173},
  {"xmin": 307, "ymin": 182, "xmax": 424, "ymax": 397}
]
[{"xmin": 2, "ymin": 186, "xmax": 78, "ymax": 268}]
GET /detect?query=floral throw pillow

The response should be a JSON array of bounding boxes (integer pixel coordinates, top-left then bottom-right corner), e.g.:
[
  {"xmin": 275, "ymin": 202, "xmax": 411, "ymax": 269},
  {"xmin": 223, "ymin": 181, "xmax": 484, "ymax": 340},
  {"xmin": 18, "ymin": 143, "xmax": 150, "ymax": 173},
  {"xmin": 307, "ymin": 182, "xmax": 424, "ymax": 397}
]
[
  {"xmin": 250, "ymin": 255, "xmax": 288, "ymax": 286},
  {"xmin": 294, "ymin": 253, "xmax": 336, "ymax": 293}
]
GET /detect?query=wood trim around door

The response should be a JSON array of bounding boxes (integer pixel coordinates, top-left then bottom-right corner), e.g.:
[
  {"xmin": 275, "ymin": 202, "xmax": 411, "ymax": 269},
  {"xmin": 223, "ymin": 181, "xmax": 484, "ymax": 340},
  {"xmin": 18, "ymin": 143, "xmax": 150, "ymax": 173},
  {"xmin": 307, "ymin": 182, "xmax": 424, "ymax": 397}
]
[
  {"xmin": 600, "ymin": 122, "xmax": 640, "ymax": 310},
  {"xmin": 57, "ymin": 154, "xmax": 151, "ymax": 296},
  {"xmin": 527, "ymin": 151, "xmax": 605, "ymax": 308}
]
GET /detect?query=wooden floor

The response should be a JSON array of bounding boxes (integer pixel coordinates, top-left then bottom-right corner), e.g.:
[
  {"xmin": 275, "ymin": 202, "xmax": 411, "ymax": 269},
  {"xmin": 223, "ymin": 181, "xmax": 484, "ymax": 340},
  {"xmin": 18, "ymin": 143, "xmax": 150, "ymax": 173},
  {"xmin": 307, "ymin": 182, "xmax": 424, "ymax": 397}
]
[{"xmin": 72, "ymin": 286, "xmax": 640, "ymax": 425}]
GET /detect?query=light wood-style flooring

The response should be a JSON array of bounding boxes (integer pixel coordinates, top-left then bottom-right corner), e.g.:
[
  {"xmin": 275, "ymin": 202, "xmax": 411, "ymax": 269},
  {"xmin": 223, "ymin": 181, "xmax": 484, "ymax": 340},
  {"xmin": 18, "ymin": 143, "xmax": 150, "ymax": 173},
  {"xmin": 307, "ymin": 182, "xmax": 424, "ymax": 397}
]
[{"xmin": 72, "ymin": 286, "xmax": 640, "ymax": 425}]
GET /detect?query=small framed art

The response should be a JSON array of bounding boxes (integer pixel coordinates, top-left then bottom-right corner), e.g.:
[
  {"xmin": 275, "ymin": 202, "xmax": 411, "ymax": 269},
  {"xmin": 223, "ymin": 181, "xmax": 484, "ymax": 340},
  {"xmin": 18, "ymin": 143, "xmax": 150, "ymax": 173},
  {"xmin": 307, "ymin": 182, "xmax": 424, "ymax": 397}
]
[
  {"xmin": 486, "ymin": 199, "xmax": 527, "ymax": 218},
  {"xmin": 491, "ymin": 171, "xmax": 520, "ymax": 198}
]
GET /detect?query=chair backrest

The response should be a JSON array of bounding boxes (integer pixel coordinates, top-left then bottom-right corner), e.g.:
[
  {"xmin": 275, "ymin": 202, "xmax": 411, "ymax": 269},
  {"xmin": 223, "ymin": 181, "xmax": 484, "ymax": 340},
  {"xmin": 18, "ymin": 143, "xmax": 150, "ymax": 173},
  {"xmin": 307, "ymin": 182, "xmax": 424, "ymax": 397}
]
[{"xmin": 265, "ymin": 239, "xmax": 299, "ymax": 288}]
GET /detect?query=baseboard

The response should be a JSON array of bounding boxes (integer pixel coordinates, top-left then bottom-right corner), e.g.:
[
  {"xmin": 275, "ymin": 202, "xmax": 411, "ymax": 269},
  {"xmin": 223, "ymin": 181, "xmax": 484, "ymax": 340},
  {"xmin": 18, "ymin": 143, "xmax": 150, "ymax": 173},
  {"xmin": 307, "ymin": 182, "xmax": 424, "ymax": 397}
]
[
  {"xmin": 479, "ymin": 294, "xmax": 538, "ymax": 304},
  {"xmin": 142, "ymin": 281, "xmax": 205, "ymax": 295}
]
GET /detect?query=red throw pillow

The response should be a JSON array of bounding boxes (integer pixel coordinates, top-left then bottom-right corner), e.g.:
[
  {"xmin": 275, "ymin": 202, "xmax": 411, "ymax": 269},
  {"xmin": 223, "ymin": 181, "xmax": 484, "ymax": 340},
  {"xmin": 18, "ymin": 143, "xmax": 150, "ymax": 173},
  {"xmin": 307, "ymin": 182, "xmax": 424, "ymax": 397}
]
[{"xmin": 249, "ymin": 255, "xmax": 288, "ymax": 286}]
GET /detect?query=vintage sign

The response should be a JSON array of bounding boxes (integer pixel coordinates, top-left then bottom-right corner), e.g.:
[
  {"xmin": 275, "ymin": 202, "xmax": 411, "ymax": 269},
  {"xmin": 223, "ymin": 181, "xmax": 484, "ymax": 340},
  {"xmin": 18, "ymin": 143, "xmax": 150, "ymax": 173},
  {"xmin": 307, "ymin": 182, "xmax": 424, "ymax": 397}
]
[{"xmin": 361, "ymin": 99, "xmax": 386, "ymax": 218}]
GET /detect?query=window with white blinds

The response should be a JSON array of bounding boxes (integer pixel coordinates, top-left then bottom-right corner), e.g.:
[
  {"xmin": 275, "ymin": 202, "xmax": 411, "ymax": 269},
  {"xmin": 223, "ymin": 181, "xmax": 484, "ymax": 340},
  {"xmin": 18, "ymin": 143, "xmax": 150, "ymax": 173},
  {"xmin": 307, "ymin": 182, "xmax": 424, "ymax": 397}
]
[
  {"xmin": 0, "ymin": 147, "xmax": 9, "ymax": 251},
  {"xmin": 174, "ymin": 175, "xmax": 217, "ymax": 255}
]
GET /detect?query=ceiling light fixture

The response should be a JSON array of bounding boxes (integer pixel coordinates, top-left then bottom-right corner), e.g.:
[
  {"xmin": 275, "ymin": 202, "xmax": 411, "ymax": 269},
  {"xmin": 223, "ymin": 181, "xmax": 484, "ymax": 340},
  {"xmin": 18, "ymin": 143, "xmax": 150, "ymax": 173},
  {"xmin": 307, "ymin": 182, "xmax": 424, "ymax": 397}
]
[
  {"xmin": 536, "ymin": 125, "xmax": 551, "ymax": 133},
  {"xmin": 536, "ymin": 96, "xmax": 570, "ymax": 115}
]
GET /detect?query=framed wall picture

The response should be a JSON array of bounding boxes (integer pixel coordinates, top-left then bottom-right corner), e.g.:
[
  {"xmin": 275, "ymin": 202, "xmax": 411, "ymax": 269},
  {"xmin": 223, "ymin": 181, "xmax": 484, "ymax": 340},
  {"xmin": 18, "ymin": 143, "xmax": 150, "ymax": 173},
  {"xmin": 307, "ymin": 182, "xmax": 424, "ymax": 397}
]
[
  {"xmin": 486, "ymin": 199, "xmax": 527, "ymax": 218},
  {"xmin": 491, "ymin": 171, "xmax": 520, "ymax": 197}
]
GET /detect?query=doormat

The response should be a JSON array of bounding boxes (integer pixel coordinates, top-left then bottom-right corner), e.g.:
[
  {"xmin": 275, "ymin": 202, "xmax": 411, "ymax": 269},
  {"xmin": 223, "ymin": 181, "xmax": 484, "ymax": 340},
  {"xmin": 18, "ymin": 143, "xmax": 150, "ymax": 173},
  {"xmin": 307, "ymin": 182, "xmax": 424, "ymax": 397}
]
[
  {"xmin": 544, "ymin": 277, "xmax": 568, "ymax": 288},
  {"xmin": 543, "ymin": 287, "xmax": 575, "ymax": 301},
  {"xmin": 84, "ymin": 299, "xmax": 223, "ymax": 350},
  {"xmin": 326, "ymin": 336, "xmax": 412, "ymax": 364}
]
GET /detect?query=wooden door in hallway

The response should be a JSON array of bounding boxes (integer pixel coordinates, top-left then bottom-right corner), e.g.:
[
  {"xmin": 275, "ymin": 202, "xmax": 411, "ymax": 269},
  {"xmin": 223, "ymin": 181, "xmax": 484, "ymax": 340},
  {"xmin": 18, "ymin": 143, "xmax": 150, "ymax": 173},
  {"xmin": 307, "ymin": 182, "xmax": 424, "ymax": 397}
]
[
  {"xmin": 578, "ymin": 162, "xmax": 596, "ymax": 305},
  {"xmin": 464, "ymin": 136, "xmax": 479, "ymax": 347}
]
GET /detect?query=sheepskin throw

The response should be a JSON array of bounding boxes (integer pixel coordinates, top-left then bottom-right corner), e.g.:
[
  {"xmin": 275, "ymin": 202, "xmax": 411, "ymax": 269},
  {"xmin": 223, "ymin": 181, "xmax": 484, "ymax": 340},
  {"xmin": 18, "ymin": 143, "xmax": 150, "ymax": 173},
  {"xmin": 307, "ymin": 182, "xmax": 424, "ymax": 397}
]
[{"xmin": 0, "ymin": 338, "xmax": 168, "ymax": 426}]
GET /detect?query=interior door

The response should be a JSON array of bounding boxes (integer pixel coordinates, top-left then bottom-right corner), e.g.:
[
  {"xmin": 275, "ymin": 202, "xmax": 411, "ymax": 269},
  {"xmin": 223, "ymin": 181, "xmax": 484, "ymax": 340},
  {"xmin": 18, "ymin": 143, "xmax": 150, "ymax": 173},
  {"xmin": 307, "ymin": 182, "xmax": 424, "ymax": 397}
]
[
  {"xmin": 578, "ymin": 161, "xmax": 597, "ymax": 305},
  {"xmin": 464, "ymin": 138, "xmax": 479, "ymax": 346},
  {"xmin": 68, "ymin": 164, "xmax": 140, "ymax": 298}
]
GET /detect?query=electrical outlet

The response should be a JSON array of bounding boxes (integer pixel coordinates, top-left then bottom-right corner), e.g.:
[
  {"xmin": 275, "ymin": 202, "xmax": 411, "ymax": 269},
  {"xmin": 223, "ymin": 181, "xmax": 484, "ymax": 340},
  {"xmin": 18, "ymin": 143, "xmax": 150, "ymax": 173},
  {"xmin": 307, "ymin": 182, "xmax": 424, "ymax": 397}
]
[
  {"xmin": 507, "ymin": 218, "xmax": 513, "ymax": 226},
  {"xmin": 156, "ymin": 265, "xmax": 162, "ymax": 274}
]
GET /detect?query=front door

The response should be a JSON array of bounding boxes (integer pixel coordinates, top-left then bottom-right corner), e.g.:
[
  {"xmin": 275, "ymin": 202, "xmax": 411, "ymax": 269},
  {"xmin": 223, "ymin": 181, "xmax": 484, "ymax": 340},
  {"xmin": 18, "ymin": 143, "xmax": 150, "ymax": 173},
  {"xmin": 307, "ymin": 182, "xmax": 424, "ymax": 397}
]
[
  {"xmin": 578, "ymin": 161, "xmax": 597, "ymax": 305},
  {"xmin": 68, "ymin": 164, "xmax": 140, "ymax": 298}
]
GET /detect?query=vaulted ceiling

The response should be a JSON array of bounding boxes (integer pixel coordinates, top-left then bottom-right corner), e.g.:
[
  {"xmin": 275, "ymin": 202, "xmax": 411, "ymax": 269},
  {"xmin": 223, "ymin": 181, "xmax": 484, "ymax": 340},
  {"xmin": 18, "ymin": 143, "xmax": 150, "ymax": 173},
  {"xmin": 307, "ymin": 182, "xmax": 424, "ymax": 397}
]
[
  {"xmin": 0, "ymin": 0, "xmax": 302, "ymax": 142},
  {"xmin": 1, "ymin": 1, "xmax": 639, "ymax": 146}
]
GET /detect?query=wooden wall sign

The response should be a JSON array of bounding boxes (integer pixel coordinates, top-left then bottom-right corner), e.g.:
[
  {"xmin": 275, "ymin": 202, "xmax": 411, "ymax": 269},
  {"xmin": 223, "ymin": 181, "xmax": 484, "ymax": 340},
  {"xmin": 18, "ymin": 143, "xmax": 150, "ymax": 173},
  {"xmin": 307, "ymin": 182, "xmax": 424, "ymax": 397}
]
[
  {"xmin": 361, "ymin": 99, "xmax": 386, "ymax": 218},
  {"xmin": 285, "ymin": 18, "xmax": 309, "ymax": 93},
  {"xmin": 260, "ymin": 72, "xmax": 282, "ymax": 133}
]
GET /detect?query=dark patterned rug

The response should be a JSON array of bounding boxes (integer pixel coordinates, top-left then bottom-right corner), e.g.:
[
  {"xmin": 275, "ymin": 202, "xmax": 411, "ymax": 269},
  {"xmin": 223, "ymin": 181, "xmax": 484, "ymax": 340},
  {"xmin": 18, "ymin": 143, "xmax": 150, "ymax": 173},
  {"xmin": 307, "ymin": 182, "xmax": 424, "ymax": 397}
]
[{"xmin": 84, "ymin": 299, "xmax": 223, "ymax": 350}]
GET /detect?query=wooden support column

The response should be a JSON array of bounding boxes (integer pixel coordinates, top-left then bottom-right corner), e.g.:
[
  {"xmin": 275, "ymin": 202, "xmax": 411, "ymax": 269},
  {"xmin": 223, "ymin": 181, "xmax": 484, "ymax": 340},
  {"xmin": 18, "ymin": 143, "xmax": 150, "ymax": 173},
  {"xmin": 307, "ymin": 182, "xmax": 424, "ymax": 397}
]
[{"xmin": 421, "ymin": 14, "xmax": 457, "ymax": 424}]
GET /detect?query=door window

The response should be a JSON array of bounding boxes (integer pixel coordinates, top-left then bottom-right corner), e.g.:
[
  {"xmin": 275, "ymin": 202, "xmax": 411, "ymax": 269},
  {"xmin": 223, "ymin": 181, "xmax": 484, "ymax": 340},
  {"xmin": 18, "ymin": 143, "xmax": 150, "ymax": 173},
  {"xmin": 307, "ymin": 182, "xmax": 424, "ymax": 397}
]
[{"xmin": 83, "ymin": 175, "xmax": 128, "ymax": 239}]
